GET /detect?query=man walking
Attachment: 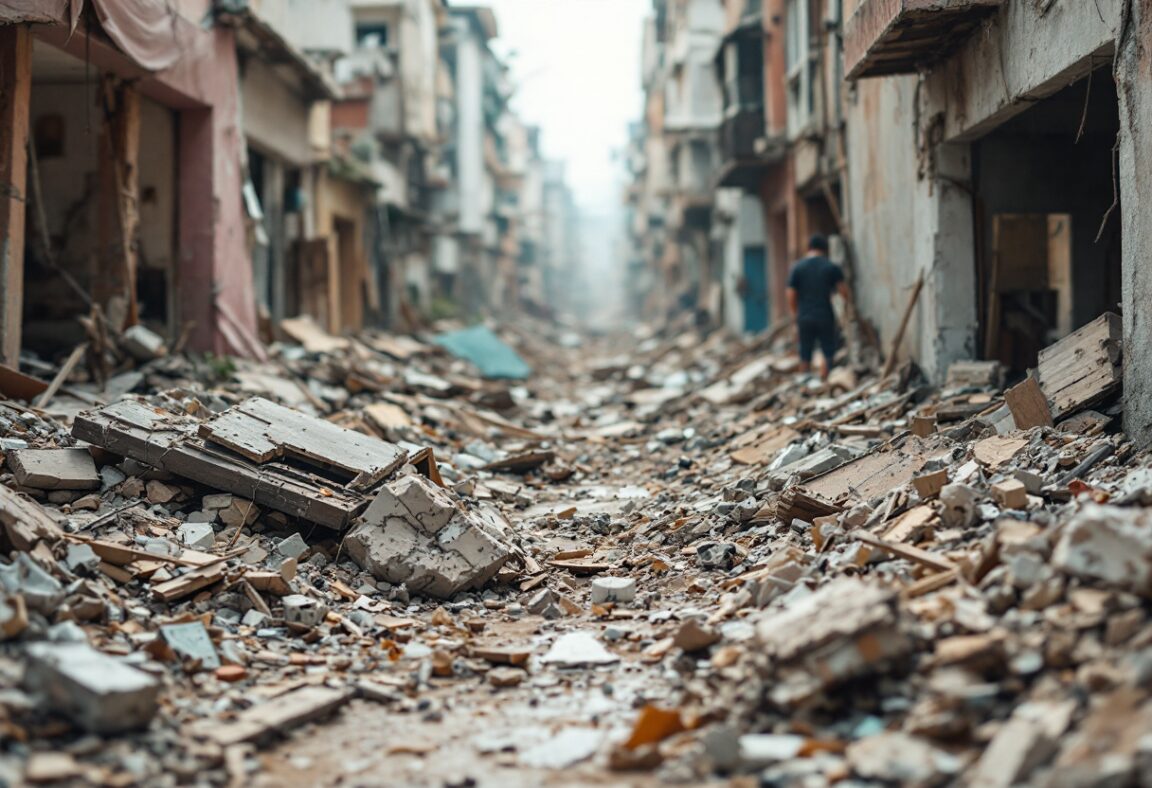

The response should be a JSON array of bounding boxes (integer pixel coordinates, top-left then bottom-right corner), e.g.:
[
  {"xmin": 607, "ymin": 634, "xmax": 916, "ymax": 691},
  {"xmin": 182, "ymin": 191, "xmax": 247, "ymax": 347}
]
[{"xmin": 787, "ymin": 234, "xmax": 848, "ymax": 380}]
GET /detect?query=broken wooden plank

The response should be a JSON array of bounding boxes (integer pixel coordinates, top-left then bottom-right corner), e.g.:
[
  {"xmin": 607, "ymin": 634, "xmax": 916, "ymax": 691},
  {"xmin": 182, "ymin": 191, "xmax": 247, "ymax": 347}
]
[
  {"xmin": 279, "ymin": 315, "xmax": 350, "ymax": 354},
  {"xmin": 72, "ymin": 399, "xmax": 394, "ymax": 530},
  {"xmin": 804, "ymin": 437, "xmax": 935, "ymax": 503},
  {"xmin": 151, "ymin": 563, "xmax": 227, "ymax": 603},
  {"xmin": 193, "ymin": 685, "xmax": 354, "ymax": 746},
  {"xmin": 1036, "ymin": 311, "xmax": 1122, "ymax": 418},
  {"xmin": 731, "ymin": 427, "xmax": 799, "ymax": 466},
  {"xmin": 8, "ymin": 448, "xmax": 100, "ymax": 490},
  {"xmin": 198, "ymin": 397, "xmax": 407, "ymax": 490},
  {"xmin": 972, "ymin": 435, "xmax": 1028, "ymax": 469},
  {"xmin": 853, "ymin": 531, "xmax": 957, "ymax": 574},
  {"xmin": 34, "ymin": 344, "xmax": 86, "ymax": 410},
  {"xmin": 482, "ymin": 450, "xmax": 555, "ymax": 474},
  {"xmin": 1005, "ymin": 376, "xmax": 1053, "ymax": 429}
]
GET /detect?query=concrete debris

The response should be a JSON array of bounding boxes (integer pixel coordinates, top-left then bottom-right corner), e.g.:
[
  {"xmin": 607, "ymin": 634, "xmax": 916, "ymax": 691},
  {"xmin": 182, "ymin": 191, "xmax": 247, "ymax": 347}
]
[
  {"xmin": 0, "ymin": 312, "xmax": 1148, "ymax": 786},
  {"xmin": 23, "ymin": 642, "xmax": 161, "ymax": 734},
  {"xmin": 1052, "ymin": 503, "xmax": 1152, "ymax": 595},
  {"xmin": 589, "ymin": 576, "xmax": 636, "ymax": 605},
  {"xmin": 120, "ymin": 324, "xmax": 168, "ymax": 362},
  {"xmin": 345, "ymin": 473, "xmax": 513, "ymax": 598},
  {"xmin": 8, "ymin": 448, "xmax": 100, "ymax": 490}
]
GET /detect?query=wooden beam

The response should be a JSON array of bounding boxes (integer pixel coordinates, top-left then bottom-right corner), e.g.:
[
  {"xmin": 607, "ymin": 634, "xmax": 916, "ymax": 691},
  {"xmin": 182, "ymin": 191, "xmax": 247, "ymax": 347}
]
[
  {"xmin": 97, "ymin": 77, "xmax": 141, "ymax": 328},
  {"xmin": 0, "ymin": 26, "xmax": 32, "ymax": 366}
]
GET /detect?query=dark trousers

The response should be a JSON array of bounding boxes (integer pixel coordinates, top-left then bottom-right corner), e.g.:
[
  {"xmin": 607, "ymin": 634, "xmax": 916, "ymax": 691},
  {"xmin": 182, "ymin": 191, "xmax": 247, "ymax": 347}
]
[{"xmin": 798, "ymin": 319, "xmax": 839, "ymax": 365}]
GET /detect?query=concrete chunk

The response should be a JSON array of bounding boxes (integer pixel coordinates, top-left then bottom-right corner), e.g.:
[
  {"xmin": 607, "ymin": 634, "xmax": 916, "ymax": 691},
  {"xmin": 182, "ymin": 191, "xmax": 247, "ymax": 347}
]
[
  {"xmin": 0, "ymin": 554, "xmax": 64, "ymax": 614},
  {"xmin": 346, "ymin": 473, "xmax": 513, "ymax": 599},
  {"xmin": 120, "ymin": 324, "xmax": 168, "ymax": 361},
  {"xmin": 23, "ymin": 642, "xmax": 160, "ymax": 733},
  {"xmin": 282, "ymin": 594, "xmax": 328, "ymax": 627},
  {"xmin": 178, "ymin": 522, "xmax": 215, "ymax": 550},
  {"xmin": 1052, "ymin": 503, "xmax": 1152, "ymax": 595},
  {"xmin": 590, "ymin": 576, "xmax": 637, "ymax": 605},
  {"xmin": 9, "ymin": 449, "xmax": 100, "ymax": 491}
]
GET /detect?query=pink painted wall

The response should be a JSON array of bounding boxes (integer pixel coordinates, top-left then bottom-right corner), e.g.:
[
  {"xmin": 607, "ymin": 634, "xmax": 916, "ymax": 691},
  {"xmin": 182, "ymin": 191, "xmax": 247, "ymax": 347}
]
[{"xmin": 36, "ymin": 0, "xmax": 259, "ymax": 357}]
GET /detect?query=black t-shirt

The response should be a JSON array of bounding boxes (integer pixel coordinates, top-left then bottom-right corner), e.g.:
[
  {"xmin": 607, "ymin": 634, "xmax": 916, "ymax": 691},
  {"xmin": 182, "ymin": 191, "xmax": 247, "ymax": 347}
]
[{"xmin": 787, "ymin": 255, "xmax": 844, "ymax": 323}]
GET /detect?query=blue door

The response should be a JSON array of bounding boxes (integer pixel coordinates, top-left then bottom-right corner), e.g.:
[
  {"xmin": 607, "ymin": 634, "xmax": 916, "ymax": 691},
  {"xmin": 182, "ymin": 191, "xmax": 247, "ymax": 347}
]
[{"xmin": 742, "ymin": 246, "xmax": 768, "ymax": 333}]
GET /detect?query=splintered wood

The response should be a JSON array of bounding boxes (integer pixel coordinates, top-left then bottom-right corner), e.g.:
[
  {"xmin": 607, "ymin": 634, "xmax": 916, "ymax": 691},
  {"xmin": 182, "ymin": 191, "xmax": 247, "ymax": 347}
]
[
  {"xmin": 1036, "ymin": 311, "xmax": 1121, "ymax": 419},
  {"xmin": 73, "ymin": 398, "xmax": 409, "ymax": 530}
]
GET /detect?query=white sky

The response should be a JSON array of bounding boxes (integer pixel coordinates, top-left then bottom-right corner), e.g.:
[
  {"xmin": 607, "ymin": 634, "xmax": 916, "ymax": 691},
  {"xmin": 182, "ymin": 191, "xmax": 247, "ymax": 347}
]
[{"xmin": 483, "ymin": 0, "xmax": 649, "ymax": 214}]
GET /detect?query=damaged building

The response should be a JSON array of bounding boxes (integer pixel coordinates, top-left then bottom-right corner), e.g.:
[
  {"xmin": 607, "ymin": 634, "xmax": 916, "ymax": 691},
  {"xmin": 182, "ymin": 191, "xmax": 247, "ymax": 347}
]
[{"xmin": 625, "ymin": 0, "xmax": 1152, "ymax": 443}]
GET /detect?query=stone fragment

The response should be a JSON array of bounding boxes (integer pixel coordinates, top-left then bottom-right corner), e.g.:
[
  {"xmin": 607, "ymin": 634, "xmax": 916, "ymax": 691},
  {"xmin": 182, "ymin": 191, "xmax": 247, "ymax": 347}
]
[
  {"xmin": 541, "ymin": 631, "xmax": 619, "ymax": 667},
  {"xmin": 755, "ymin": 579, "xmax": 910, "ymax": 705},
  {"xmin": 216, "ymin": 665, "xmax": 248, "ymax": 683},
  {"xmin": 63, "ymin": 543, "xmax": 100, "ymax": 574},
  {"xmin": 969, "ymin": 700, "xmax": 1076, "ymax": 788},
  {"xmin": 23, "ymin": 642, "xmax": 160, "ymax": 734},
  {"xmin": 1052, "ymin": 503, "xmax": 1152, "ymax": 595},
  {"xmin": 940, "ymin": 483, "xmax": 978, "ymax": 528},
  {"xmin": 487, "ymin": 667, "xmax": 525, "ymax": 688},
  {"xmin": 145, "ymin": 480, "xmax": 180, "ymax": 504},
  {"xmin": 177, "ymin": 522, "xmax": 215, "ymax": 550},
  {"xmin": 526, "ymin": 588, "xmax": 555, "ymax": 615},
  {"xmin": 219, "ymin": 497, "xmax": 259, "ymax": 529},
  {"xmin": 590, "ymin": 576, "xmax": 636, "ymax": 605},
  {"xmin": 1, "ymin": 594, "xmax": 28, "ymax": 639},
  {"xmin": 697, "ymin": 541, "xmax": 738, "ymax": 570},
  {"xmin": 847, "ymin": 731, "xmax": 961, "ymax": 786},
  {"xmin": 992, "ymin": 479, "xmax": 1028, "ymax": 510},
  {"xmin": 738, "ymin": 734, "xmax": 806, "ymax": 770},
  {"xmin": 159, "ymin": 621, "xmax": 221, "ymax": 670},
  {"xmin": 345, "ymin": 473, "xmax": 513, "ymax": 598},
  {"xmin": 99, "ymin": 465, "xmax": 127, "ymax": 490},
  {"xmin": 71, "ymin": 494, "xmax": 100, "ymax": 511},
  {"xmin": 24, "ymin": 752, "xmax": 81, "ymax": 784},
  {"xmin": 121, "ymin": 323, "xmax": 168, "ymax": 361},
  {"xmin": 0, "ymin": 554, "xmax": 64, "ymax": 614},
  {"xmin": 202, "ymin": 493, "xmax": 234, "ymax": 510},
  {"xmin": 9, "ymin": 448, "xmax": 99, "ymax": 490},
  {"xmin": 282, "ymin": 594, "xmax": 328, "ymax": 627},
  {"xmin": 673, "ymin": 619, "xmax": 721, "ymax": 652},
  {"xmin": 275, "ymin": 533, "xmax": 308, "ymax": 561}
]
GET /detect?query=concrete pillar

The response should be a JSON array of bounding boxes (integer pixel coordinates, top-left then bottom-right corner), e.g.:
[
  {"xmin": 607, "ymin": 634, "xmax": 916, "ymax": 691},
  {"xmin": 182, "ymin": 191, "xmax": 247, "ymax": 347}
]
[
  {"xmin": 1117, "ymin": 1, "xmax": 1152, "ymax": 444},
  {"xmin": 920, "ymin": 142, "xmax": 978, "ymax": 380},
  {"xmin": 0, "ymin": 26, "xmax": 31, "ymax": 365}
]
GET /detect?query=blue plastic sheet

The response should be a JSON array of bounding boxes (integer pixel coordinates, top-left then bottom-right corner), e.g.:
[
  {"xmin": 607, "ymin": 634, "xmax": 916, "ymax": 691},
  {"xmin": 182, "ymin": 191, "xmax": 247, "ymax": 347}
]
[{"xmin": 434, "ymin": 326, "xmax": 531, "ymax": 380}]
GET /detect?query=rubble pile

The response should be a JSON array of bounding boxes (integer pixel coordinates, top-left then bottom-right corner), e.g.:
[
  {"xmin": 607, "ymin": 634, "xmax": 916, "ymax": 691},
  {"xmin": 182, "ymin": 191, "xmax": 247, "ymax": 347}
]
[{"xmin": 1, "ymin": 311, "xmax": 1150, "ymax": 786}]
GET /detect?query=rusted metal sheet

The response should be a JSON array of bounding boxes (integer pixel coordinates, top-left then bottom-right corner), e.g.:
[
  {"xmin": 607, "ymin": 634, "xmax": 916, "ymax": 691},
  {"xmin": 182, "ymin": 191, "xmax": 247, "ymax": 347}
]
[{"xmin": 844, "ymin": 0, "xmax": 1003, "ymax": 80}]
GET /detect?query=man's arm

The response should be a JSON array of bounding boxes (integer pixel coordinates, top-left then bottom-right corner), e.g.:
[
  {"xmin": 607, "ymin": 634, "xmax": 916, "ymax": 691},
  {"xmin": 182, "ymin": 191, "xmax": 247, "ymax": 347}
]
[
  {"xmin": 787, "ymin": 287, "xmax": 799, "ymax": 317},
  {"xmin": 836, "ymin": 280, "xmax": 850, "ymax": 303}
]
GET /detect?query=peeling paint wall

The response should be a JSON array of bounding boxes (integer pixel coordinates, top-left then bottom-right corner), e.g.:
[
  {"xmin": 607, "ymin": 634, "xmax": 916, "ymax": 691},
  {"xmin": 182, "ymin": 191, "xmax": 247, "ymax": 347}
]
[{"xmin": 844, "ymin": 0, "xmax": 1137, "ymax": 382}]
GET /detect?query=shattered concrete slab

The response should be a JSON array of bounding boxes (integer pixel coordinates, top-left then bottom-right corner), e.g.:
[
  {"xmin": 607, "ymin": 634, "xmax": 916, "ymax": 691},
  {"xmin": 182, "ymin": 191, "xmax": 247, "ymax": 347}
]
[
  {"xmin": 8, "ymin": 448, "xmax": 100, "ymax": 490},
  {"xmin": 22, "ymin": 642, "xmax": 161, "ymax": 734},
  {"xmin": 755, "ymin": 579, "xmax": 911, "ymax": 705},
  {"xmin": 345, "ymin": 473, "xmax": 514, "ymax": 598}
]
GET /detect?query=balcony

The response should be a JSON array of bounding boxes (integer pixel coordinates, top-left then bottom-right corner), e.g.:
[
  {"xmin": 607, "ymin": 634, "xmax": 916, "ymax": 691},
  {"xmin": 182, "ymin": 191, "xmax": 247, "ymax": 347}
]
[
  {"xmin": 844, "ymin": 0, "xmax": 1003, "ymax": 80},
  {"xmin": 714, "ymin": 106, "xmax": 784, "ymax": 189}
]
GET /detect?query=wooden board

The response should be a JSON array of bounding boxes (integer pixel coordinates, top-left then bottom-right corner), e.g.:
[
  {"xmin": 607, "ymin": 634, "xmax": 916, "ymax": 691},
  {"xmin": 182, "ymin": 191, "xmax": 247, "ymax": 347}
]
[
  {"xmin": 198, "ymin": 397, "xmax": 406, "ymax": 490},
  {"xmin": 72, "ymin": 400, "xmax": 386, "ymax": 530},
  {"xmin": 0, "ymin": 26, "xmax": 31, "ymax": 365},
  {"xmin": 730, "ymin": 426, "xmax": 799, "ymax": 466},
  {"xmin": 1036, "ymin": 312, "xmax": 1122, "ymax": 418},
  {"xmin": 972, "ymin": 434, "xmax": 1027, "ymax": 469},
  {"xmin": 193, "ymin": 686, "xmax": 353, "ymax": 746},
  {"xmin": 804, "ymin": 437, "xmax": 933, "ymax": 503},
  {"xmin": 280, "ymin": 315, "xmax": 349, "ymax": 353},
  {"xmin": 1005, "ymin": 376, "xmax": 1053, "ymax": 429}
]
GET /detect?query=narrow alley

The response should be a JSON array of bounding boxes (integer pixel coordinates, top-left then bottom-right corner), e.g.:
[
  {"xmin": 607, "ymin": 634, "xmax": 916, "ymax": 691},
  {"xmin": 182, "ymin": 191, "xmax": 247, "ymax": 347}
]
[{"xmin": 3, "ymin": 1, "xmax": 1152, "ymax": 787}]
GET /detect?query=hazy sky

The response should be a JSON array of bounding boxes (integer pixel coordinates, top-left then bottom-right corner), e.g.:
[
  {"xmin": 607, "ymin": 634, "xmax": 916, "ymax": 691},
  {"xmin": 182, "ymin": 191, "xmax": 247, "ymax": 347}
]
[{"xmin": 484, "ymin": 0, "xmax": 649, "ymax": 213}]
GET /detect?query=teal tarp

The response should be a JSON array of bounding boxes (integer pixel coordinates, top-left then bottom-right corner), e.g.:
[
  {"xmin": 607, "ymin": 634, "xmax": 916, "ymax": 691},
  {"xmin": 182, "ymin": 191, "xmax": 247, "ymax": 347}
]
[{"xmin": 434, "ymin": 326, "xmax": 531, "ymax": 380}]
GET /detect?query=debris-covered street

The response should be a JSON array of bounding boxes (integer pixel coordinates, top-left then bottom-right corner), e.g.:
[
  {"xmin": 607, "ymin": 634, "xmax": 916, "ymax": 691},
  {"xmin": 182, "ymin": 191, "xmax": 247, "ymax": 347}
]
[
  {"xmin": 4, "ymin": 310, "xmax": 1152, "ymax": 786},
  {"xmin": 5, "ymin": 0, "xmax": 1152, "ymax": 786}
]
